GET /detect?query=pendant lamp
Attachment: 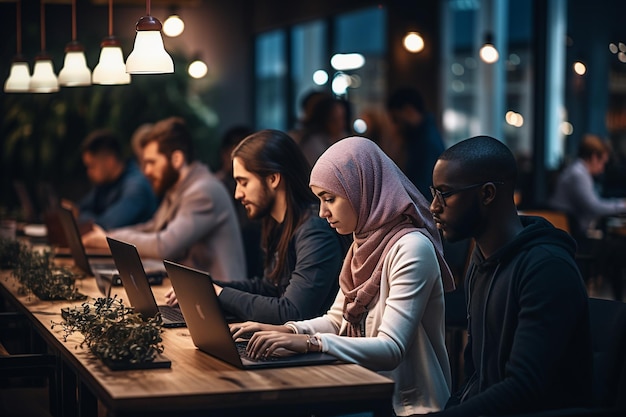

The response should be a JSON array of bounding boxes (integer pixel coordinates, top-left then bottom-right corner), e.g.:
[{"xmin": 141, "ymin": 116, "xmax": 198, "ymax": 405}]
[
  {"xmin": 479, "ymin": 33, "xmax": 499, "ymax": 64},
  {"xmin": 4, "ymin": 0, "xmax": 31, "ymax": 93},
  {"xmin": 29, "ymin": 0, "xmax": 59, "ymax": 93},
  {"xmin": 163, "ymin": 7, "xmax": 184, "ymax": 38},
  {"xmin": 92, "ymin": 0, "xmax": 130, "ymax": 85},
  {"xmin": 126, "ymin": 0, "xmax": 174, "ymax": 74},
  {"xmin": 58, "ymin": 0, "xmax": 91, "ymax": 86}
]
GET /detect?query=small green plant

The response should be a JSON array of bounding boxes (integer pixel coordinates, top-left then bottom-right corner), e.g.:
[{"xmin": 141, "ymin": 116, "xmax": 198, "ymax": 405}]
[
  {"xmin": 53, "ymin": 296, "xmax": 165, "ymax": 365},
  {"xmin": 1, "ymin": 237, "xmax": 86, "ymax": 301}
]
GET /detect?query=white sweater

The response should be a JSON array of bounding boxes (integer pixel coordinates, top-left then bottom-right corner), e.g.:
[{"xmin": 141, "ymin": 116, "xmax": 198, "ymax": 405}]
[{"xmin": 287, "ymin": 231, "xmax": 451, "ymax": 416}]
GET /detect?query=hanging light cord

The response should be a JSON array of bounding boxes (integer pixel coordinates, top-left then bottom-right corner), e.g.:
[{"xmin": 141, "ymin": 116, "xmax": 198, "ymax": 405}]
[
  {"xmin": 71, "ymin": 0, "xmax": 77, "ymax": 41},
  {"xmin": 40, "ymin": 0, "xmax": 46, "ymax": 52},
  {"xmin": 16, "ymin": 0, "xmax": 22, "ymax": 54},
  {"xmin": 108, "ymin": 0, "xmax": 113, "ymax": 36},
  {"xmin": 146, "ymin": 0, "xmax": 151, "ymax": 16}
]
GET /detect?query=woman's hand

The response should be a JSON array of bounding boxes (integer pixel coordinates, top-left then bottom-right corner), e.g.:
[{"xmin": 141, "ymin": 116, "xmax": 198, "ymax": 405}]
[
  {"xmin": 229, "ymin": 321, "xmax": 291, "ymax": 340},
  {"xmin": 246, "ymin": 331, "xmax": 309, "ymax": 359}
]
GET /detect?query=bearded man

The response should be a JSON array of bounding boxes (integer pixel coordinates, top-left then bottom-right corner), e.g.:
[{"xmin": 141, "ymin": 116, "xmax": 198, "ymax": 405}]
[{"xmin": 82, "ymin": 117, "xmax": 246, "ymax": 283}]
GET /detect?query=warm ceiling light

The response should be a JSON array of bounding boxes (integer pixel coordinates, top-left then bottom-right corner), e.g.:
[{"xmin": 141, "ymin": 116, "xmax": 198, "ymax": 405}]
[
  {"xmin": 29, "ymin": 0, "xmax": 58, "ymax": 93},
  {"xmin": 330, "ymin": 53, "xmax": 365, "ymax": 71},
  {"xmin": 479, "ymin": 33, "xmax": 499, "ymax": 64},
  {"xmin": 4, "ymin": 0, "xmax": 30, "ymax": 93},
  {"xmin": 5, "ymin": 60, "xmax": 31, "ymax": 93},
  {"xmin": 573, "ymin": 61, "xmax": 587, "ymax": 76},
  {"xmin": 92, "ymin": 0, "xmax": 130, "ymax": 85},
  {"xmin": 163, "ymin": 11, "xmax": 184, "ymax": 38},
  {"xmin": 126, "ymin": 0, "xmax": 174, "ymax": 74},
  {"xmin": 58, "ymin": 0, "xmax": 91, "ymax": 86},
  {"xmin": 188, "ymin": 59, "xmax": 207, "ymax": 79},
  {"xmin": 403, "ymin": 31, "xmax": 425, "ymax": 53}
]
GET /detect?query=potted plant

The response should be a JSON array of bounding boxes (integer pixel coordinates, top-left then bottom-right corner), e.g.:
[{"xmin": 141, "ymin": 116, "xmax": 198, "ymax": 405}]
[
  {"xmin": 53, "ymin": 296, "xmax": 168, "ymax": 370},
  {"xmin": 1, "ymin": 237, "xmax": 86, "ymax": 301}
]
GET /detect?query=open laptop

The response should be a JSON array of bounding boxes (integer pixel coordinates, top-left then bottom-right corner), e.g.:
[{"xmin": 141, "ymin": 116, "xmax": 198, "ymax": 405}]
[
  {"xmin": 56, "ymin": 205, "xmax": 165, "ymax": 285},
  {"xmin": 107, "ymin": 237, "xmax": 186, "ymax": 328},
  {"xmin": 163, "ymin": 260, "xmax": 338, "ymax": 369}
]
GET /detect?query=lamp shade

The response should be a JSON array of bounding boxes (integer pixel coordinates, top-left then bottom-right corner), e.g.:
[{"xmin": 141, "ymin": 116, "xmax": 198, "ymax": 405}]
[
  {"xmin": 29, "ymin": 54, "xmax": 59, "ymax": 93},
  {"xmin": 93, "ymin": 37, "xmax": 131, "ymax": 85},
  {"xmin": 4, "ymin": 57, "xmax": 31, "ymax": 93},
  {"xmin": 126, "ymin": 16, "xmax": 174, "ymax": 74},
  {"xmin": 58, "ymin": 41, "xmax": 92, "ymax": 86}
]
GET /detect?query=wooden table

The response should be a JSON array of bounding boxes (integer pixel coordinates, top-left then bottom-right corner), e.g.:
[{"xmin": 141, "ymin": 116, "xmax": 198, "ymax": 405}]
[{"xmin": 0, "ymin": 269, "xmax": 394, "ymax": 417}]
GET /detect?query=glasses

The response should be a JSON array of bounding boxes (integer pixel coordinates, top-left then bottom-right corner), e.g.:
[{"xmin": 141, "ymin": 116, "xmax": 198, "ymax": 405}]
[{"xmin": 430, "ymin": 181, "xmax": 504, "ymax": 207}]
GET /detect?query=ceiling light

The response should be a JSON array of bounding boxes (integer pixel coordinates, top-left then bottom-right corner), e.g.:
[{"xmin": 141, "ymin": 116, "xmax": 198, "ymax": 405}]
[
  {"xmin": 92, "ymin": 0, "xmax": 130, "ymax": 85},
  {"xmin": 403, "ymin": 32, "xmax": 425, "ymax": 53},
  {"xmin": 4, "ymin": 0, "xmax": 30, "ymax": 93},
  {"xmin": 479, "ymin": 33, "xmax": 499, "ymax": 64},
  {"xmin": 330, "ymin": 53, "xmax": 365, "ymax": 71},
  {"xmin": 58, "ymin": 0, "xmax": 92, "ymax": 86},
  {"xmin": 29, "ymin": 0, "xmax": 58, "ymax": 93},
  {"xmin": 188, "ymin": 59, "xmax": 207, "ymax": 79},
  {"xmin": 163, "ymin": 10, "xmax": 184, "ymax": 38},
  {"xmin": 126, "ymin": 0, "xmax": 174, "ymax": 74}
]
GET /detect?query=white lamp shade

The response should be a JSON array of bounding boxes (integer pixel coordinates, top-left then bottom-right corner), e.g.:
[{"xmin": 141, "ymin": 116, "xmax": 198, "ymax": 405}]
[
  {"xmin": 93, "ymin": 46, "xmax": 131, "ymax": 85},
  {"xmin": 29, "ymin": 58, "xmax": 59, "ymax": 93},
  {"xmin": 4, "ymin": 61, "xmax": 31, "ymax": 93},
  {"xmin": 126, "ymin": 31, "xmax": 174, "ymax": 74},
  {"xmin": 59, "ymin": 51, "xmax": 92, "ymax": 86}
]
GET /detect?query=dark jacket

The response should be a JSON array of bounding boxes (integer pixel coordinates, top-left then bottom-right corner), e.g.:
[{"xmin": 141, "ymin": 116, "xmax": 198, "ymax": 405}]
[
  {"xmin": 440, "ymin": 216, "xmax": 592, "ymax": 416},
  {"xmin": 78, "ymin": 160, "xmax": 157, "ymax": 230},
  {"xmin": 215, "ymin": 213, "xmax": 348, "ymax": 324}
]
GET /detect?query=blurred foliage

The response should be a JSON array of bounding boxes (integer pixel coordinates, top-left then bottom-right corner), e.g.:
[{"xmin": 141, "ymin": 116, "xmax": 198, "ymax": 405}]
[
  {"xmin": 0, "ymin": 52, "xmax": 219, "ymax": 219},
  {"xmin": 1, "ymin": 237, "xmax": 86, "ymax": 301},
  {"xmin": 52, "ymin": 295, "xmax": 165, "ymax": 366}
]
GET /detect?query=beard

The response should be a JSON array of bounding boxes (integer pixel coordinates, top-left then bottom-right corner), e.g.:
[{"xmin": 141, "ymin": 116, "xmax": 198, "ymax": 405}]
[
  {"xmin": 244, "ymin": 184, "xmax": 274, "ymax": 221},
  {"xmin": 440, "ymin": 202, "xmax": 482, "ymax": 243},
  {"xmin": 153, "ymin": 162, "xmax": 180, "ymax": 198}
]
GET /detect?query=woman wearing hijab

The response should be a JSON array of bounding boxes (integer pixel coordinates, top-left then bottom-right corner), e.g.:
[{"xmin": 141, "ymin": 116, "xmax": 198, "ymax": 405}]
[{"xmin": 232, "ymin": 136, "xmax": 455, "ymax": 416}]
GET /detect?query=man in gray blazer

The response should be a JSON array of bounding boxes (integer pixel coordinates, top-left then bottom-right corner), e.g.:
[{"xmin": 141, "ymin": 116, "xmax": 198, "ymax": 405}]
[{"xmin": 82, "ymin": 117, "xmax": 247, "ymax": 283}]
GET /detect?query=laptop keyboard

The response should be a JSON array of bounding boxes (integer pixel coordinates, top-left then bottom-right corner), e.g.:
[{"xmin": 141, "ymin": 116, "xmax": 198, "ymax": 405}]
[
  {"xmin": 158, "ymin": 306, "xmax": 185, "ymax": 323},
  {"xmin": 236, "ymin": 341, "xmax": 281, "ymax": 362}
]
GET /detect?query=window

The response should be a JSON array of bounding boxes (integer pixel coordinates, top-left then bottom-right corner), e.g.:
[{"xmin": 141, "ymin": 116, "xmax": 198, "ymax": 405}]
[{"xmin": 254, "ymin": 6, "xmax": 387, "ymax": 134}]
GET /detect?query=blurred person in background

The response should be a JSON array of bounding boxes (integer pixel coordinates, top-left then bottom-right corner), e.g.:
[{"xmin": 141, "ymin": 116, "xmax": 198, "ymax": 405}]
[
  {"xmin": 76, "ymin": 129, "xmax": 157, "ymax": 230},
  {"xmin": 387, "ymin": 87, "xmax": 446, "ymax": 199},
  {"xmin": 82, "ymin": 117, "xmax": 247, "ymax": 282}
]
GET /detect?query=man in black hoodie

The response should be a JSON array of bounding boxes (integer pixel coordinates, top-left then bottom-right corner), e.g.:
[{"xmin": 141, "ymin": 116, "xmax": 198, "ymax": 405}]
[{"xmin": 428, "ymin": 136, "xmax": 592, "ymax": 416}]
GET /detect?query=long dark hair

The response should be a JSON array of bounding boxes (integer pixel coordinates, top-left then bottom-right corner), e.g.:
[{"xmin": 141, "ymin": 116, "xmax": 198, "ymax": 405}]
[{"xmin": 232, "ymin": 129, "xmax": 316, "ymax": 284}]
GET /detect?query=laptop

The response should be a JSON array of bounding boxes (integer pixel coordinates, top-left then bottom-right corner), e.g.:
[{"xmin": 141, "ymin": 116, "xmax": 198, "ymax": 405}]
[
  {"xmin": 107, "ymin": 237, "xmax": 186, "ymax": 328},
  {"xmin": 56, "ymin": 205, "xmax": 165, "ymax": 285},
  {"xmin": 163, "ymin": 260, "xmax": 338, "ymax": 369}
]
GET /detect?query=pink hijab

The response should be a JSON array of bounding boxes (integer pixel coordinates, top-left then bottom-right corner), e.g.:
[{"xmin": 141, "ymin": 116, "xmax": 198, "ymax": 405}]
[{"xmin": 310, "ymin": 137, "xmax": 455, "ymax": 337}]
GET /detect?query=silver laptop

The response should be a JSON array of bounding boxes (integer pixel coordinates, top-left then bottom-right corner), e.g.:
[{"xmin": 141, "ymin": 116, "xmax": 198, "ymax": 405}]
[
  {"xmin": 56, "ymin": 206, "xmax": 165, "ymax": 284},
  {"xmin": 107, "ymin": 237, "xmax": 186, "ymax": 328},
  {"xmin": 163, "ymin": 260, "xmax": 338, "ymax": 369}
]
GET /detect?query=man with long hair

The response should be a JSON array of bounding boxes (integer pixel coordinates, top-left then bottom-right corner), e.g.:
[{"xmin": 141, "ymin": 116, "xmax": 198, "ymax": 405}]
[{"xmin": 167, "ymin": 129, "xmax": 348, "ymax": 324}]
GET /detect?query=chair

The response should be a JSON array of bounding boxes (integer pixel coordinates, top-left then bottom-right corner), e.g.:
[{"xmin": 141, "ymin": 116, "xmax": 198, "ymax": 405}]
[
  {"xmin": 518, "ymin": 209, "xmax": 571, "ymax": 233},
  {"xmin": 518, "ymin": 209, "xmax": 599, "ymax": 282},
  {"xmin": 0, "ymin": 312, "xmax": 59, "ymax": 417}
]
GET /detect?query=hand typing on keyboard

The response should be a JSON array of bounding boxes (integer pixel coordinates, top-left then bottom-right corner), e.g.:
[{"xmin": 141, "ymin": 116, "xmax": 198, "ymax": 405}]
[{"xmin": 229, "ymin": 321, "xmax": 290, "ymax": 340}]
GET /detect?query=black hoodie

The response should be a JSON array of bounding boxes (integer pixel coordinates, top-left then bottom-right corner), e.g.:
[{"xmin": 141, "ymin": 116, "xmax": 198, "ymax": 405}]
[{"xmin": 441, "ymin": 216, "xmax": 592, "ymax": 416}]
